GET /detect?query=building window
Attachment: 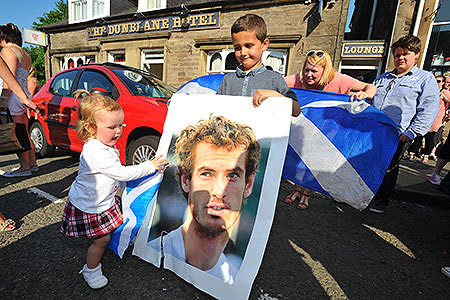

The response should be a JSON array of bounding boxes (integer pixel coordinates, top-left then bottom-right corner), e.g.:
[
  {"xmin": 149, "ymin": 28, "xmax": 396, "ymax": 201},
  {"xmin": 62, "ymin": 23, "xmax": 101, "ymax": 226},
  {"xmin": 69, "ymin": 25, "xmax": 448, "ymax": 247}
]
[
  {"xmin": 69, "ymin": 0, "xmax": 110, "ymax": 24},
  {"xmin": 423, "ymin": 0, "xmax": 450, "ymax": 76},
  {"xmin": 108, "ymin": 51, "xmax": 126, "ymax": 65},
  {"xmin": 93, "ymin": 0, "xmax": 105, "ymax": 17},
  {"xmin": 141, "ymin": 49, "xmax": 164, "ymax": 79},
  {"xmin": 344, "ymin": 0, "xmax": 397, "ymax": 41},
  {"xmin": 206, "ymin": 49, "xmax": 288, "ymax": 75},
  {"xmin": 138, "ymin": 0, "xmax": 166, "ymax": 12},
  {"xmin": 63, "ymin": 56, "xmax": 89, "ymax": 70},
  {"xmin": 73, "ymin": 0, "xmax": 88, "ymax": 22}
]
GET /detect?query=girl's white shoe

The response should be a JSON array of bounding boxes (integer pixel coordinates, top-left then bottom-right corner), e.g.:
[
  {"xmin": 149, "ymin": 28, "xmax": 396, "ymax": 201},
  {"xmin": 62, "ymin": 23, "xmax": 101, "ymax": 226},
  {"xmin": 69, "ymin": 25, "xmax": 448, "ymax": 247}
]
[{"xmin": 79, "ymin": 263, "xmax": 108, "ymax": 289}]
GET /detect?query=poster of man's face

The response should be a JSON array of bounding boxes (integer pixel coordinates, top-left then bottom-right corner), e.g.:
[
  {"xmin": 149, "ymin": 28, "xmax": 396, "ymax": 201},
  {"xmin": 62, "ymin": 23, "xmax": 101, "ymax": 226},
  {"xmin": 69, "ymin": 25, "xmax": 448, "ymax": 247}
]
[{"xmin": 133, "ymin": 94, "xmax": 291, "ymax": 300}]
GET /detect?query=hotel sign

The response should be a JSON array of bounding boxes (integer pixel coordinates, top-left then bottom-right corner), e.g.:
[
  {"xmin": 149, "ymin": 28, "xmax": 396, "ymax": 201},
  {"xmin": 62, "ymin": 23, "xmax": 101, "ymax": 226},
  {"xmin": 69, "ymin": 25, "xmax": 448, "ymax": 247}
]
[
  {"xmin": 341, "ymin": 41, "xmax": 385, "ymax": 58},
  {"xmin": 88, "ymin": 11, "xmax": 219, "ymax": 39}
]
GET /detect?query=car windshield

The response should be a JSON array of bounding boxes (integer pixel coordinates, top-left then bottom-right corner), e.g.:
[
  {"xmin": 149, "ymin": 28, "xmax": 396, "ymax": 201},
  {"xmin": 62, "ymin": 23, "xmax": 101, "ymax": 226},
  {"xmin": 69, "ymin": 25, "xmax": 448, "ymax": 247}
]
[{"xmin": 111, "ymin": 67, "xmax": 176, "ymax": 99}]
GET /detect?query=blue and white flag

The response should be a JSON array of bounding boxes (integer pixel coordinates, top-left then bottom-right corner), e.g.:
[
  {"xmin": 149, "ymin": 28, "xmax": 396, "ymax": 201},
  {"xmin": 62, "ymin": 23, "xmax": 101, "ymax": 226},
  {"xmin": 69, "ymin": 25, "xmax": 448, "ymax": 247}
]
[
  {"xmin": 109, "ymin": 172, "xmax": 162, "ymax": 258},
  {"xmin": 177, "ymin": 74, "xmax": 399, "ymax": 210}
]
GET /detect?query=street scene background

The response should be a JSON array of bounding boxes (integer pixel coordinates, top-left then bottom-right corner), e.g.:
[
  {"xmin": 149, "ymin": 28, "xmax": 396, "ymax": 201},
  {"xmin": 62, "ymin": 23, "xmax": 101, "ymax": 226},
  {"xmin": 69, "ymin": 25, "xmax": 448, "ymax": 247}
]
[{"xmin": 1, "ymin": 150, "xmax": 449, "ymax": 299}]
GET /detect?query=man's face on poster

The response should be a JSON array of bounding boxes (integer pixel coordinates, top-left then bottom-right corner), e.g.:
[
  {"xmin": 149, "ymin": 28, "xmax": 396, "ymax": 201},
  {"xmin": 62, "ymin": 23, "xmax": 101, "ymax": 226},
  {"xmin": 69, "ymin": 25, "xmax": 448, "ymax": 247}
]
[{"xmin": 181, "ymin": 141, "xmax": 256, "ymax": 236}]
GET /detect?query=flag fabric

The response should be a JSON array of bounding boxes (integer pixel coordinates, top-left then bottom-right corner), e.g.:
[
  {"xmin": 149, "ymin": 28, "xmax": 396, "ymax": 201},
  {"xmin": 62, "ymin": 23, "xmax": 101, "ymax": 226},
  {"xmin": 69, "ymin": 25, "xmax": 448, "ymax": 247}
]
[
  {"xmin": 111, "ymin": 73, "xmax": 400, "ymax": 257},
  {"xmin": 109, "ymin": 172, "xmax": 162, "ymax": 258},
  {"xmin": 177, "ymin": 74, "xmax": 399, "ymax": 210}
]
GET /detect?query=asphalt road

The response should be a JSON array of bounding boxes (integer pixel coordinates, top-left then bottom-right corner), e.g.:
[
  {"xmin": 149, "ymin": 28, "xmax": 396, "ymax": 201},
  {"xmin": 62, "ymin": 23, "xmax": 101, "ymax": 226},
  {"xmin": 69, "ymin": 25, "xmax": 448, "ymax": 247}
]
[{"xmin": 1, "ymin": 151, "xmax": 449, "ymax": 299}]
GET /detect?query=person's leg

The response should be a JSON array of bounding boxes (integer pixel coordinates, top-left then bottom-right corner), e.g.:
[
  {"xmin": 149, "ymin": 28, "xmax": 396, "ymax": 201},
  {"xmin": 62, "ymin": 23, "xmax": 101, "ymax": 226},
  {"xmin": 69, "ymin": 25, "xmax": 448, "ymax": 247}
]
[
  {"xmin": 24, "ymin": 119, "xmax": 37, "ymax": 168},
  {"xmin": 81, "ymin": 234, "xmax": 110, "ymax": 289},
  {"xmin": 432, "ymin": 158, "xmax": 448, "ymax": 176},
  {"xmin": 12, "ymin": 114, "xmax": 31, "ymax": 171},
  {"xmin": 423, "ymin": 132, "xmax": 438, "ymax": 161},
  {"xmin": 283, "ymin": 184, "xmax": 302, "ymax": 204},
  {"xmin": 408, "ymin": 136, "xmax": 422, "ymax": 158},
  {"xmin": 86, "ymin": 234, "xmax": 111, "ymax": 268},
  {"xmin": 369, "ymin": 141, "xmax": 409, "ymax": 212},
  {"xmin": 297, "ymin": 187, "xmax": 311, "ymax": 210},
  {"xmin": 0, "ymin": 212, "xmax": 15, "ymax": 232}
]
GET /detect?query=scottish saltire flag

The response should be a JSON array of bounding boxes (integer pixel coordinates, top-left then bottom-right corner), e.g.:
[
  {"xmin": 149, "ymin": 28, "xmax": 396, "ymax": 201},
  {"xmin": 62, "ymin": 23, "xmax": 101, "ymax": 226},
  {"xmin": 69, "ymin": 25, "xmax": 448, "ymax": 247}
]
[
  {"xmin": 178, "ymin": 74, "xmax": 399, "ymax": 210},
  {"xmin": 109, "ymin": 172, "xmax": 162, "ymax": 258}
]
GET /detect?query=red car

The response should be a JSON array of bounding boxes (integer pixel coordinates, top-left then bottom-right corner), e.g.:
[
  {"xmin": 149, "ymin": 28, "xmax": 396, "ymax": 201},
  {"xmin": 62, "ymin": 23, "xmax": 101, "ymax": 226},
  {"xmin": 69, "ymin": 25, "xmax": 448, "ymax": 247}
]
[{"xmin": 30, "ymin": 63, "xmax": 176, "ymax": 165}]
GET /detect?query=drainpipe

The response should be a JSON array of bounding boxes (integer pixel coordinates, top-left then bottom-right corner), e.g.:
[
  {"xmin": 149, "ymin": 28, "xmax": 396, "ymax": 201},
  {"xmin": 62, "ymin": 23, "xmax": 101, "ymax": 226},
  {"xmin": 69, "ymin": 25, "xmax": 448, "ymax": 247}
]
[
  {"xmin": 367, "ymin": 0, "xmax": 379, "ymax": 39},
  {"xmin": 384, "ymin": 0, "xmax": 401, "ymax": 72},
  {"xmin": 413, "ymin": 0, "xmax": 425, "ymax": 36},
  {"xmin": 319, "ymin": 0, "xmax": 323, "ymax": 20}
]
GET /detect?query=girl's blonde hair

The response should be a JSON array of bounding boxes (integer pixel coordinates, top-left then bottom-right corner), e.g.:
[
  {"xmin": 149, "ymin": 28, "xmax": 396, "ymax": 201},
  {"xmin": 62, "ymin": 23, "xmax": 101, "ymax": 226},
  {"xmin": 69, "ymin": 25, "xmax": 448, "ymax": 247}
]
[
  {"xmin": 301, "ymin": 50, "xmax": 336, "ymax": 88},
  {"xmin": 75, "ymin": 89, "xmax": 123, "ymax": 141}
]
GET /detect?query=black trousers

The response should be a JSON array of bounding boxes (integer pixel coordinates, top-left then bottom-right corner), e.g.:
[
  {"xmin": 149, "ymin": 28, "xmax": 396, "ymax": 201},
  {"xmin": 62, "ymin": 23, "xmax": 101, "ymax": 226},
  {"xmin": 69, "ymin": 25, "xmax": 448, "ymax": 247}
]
[
  {"xmin": 371, "ymin": 141, "xmax": 411, "ymax": 206},
  {"xmin": 409, "ymin": 131, "xmax": 439, "ymax": 155}
]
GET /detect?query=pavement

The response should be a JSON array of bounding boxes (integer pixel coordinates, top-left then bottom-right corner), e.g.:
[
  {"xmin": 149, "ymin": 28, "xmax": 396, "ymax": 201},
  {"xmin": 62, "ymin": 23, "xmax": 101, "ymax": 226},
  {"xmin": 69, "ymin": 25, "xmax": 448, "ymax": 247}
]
[{"xmin": 394, "ymin": 156, "xmax": 450, "ymax": 208}]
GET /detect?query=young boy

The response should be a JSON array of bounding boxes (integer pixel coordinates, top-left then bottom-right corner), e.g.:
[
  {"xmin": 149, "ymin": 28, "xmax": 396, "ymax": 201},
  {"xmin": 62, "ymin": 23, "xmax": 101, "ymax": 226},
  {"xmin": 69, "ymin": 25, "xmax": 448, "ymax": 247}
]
[{"xmin": 216, "ymin": 14, "xmax": 301, "ymax": 116}]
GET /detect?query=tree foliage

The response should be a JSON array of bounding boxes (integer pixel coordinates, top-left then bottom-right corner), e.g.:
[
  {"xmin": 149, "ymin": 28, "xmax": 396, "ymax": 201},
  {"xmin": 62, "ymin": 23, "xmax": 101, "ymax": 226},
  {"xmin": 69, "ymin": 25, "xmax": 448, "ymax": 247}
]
[
  {"xmin": 32, "ymin": 0, "xmax": 68, "ymax": 30},
  {"xmin": 25, "ymin": 46, "xmax": 46, "ymax": 85}
]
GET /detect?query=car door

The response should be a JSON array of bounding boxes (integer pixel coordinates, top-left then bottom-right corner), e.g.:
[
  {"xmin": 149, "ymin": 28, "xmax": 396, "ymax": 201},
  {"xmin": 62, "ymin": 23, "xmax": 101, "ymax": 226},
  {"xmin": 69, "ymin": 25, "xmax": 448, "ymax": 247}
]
[
  {"xmin": 69, "ymin": 69, "xmax": 117, "ymax": 152},
  {"xmin": 45, "ymin": 70, "xmax": 79, "ymax": 149}
]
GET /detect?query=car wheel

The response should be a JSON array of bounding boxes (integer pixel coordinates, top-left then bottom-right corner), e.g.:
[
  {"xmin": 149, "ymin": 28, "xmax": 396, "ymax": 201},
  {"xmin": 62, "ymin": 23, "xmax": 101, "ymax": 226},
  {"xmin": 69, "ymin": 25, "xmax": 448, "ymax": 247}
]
[
  {"xmin": 30, "ymin": 122, "xmax": 55, "ymax": 158},
  {"xmin": 127, "ymin": 135, "xmax": 160, "ymax": 165}
]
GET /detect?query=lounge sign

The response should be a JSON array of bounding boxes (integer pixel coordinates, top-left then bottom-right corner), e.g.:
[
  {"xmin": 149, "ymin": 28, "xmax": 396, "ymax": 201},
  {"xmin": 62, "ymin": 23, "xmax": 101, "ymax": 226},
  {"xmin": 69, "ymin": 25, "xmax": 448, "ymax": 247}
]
[
  {"xmin": 88, "ymin": 11, "xmax": 219, "ymax": 39},
  {"xmin": 341, "ymin": 41, "xmax": 385, "ymax": 58}
]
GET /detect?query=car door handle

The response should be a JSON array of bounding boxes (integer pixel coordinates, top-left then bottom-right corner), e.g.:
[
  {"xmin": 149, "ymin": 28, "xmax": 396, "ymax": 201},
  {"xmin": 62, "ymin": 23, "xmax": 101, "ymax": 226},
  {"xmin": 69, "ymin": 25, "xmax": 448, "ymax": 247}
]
[{"xmin": 71, "ymin": 106, "xmax": 77, "ymax": 111}]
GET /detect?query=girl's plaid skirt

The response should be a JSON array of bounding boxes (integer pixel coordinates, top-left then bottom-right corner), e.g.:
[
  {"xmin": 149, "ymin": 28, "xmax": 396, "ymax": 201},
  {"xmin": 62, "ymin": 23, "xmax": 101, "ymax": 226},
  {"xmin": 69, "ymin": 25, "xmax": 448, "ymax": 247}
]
[{"xmin": 60, "ymin": 196, "xmax": 123, "ymax": 238}]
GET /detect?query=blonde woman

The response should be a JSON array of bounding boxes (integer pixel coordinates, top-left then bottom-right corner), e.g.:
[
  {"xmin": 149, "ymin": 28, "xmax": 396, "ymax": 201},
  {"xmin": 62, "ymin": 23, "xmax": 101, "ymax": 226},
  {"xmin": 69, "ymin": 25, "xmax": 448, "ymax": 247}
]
[{"xmin": 283, "ymin": 50, "xmax": 377, "ymax": 209}]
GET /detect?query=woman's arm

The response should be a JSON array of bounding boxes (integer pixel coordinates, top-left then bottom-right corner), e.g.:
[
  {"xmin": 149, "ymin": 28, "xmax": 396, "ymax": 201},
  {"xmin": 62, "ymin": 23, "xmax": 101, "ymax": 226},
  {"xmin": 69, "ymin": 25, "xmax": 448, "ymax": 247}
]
[
  {"xmin": 0, "ymin": 56, "xmax": 41, "ymax": 116},
  {"xmin": 27, "ymin": 77, "xmax": 39, "ymax": 96},
  {"xmin": 350, "ymin": 80, "xmax": 377, "ymax": 101}
]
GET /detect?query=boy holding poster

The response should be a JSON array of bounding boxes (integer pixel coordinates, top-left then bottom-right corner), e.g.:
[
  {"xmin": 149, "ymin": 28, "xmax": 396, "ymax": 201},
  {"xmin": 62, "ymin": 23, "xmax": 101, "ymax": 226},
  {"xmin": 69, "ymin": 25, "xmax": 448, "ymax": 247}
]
[{"xmin": 216, "ymin": 14, "xmax": 301, "ymax": 117}]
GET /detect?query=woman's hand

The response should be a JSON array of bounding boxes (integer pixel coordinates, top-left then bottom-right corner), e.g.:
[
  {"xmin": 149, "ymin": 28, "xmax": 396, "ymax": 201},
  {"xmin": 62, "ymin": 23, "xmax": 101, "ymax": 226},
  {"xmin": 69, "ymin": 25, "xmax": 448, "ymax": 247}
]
[
  {"xmin": 24, "ymin": 98, "xmax": 43, "ymax": 118},
  {"xmin": 350, "ymin": 91, "xmax": 369, "ymax": 101}
]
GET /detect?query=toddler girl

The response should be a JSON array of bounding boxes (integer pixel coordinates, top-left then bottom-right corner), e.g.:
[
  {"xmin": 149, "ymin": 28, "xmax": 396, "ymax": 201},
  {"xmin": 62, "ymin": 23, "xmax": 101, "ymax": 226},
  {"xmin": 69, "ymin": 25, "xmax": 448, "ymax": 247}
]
[{"xmin": 60, "ymin": 91, "xmax": 168, "ymax": 289}]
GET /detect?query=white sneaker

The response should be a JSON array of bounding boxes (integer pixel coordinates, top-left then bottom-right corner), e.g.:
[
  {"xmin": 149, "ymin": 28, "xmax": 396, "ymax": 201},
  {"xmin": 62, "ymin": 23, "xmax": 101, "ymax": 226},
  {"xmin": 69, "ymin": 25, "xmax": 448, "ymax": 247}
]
[
  {"xmin": 79, "ymin": 263, "xmax": 108, "ymax": 289},
  {"xmin": 428, "ymin": 174, "xmax": 441, "ymax": 185},
  {"xmin": 2, "ymin": 169, "xmax": 32, "ymax": 177},
  {"xmin": 11, "ymin": 166, "xmax": 39, "ymax": 172},
  {"xmin": 441, "ymin": 267, "xmax": 450, "ymax": 278}
]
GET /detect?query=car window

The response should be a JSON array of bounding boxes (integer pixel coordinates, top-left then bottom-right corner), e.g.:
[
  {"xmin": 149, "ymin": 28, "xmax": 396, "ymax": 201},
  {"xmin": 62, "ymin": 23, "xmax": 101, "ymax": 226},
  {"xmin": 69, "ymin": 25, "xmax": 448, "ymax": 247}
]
[
  {"xmin": 76, "ymin": 70, "xmax": 116, "ymax": 99},
  {"xmin": 111, "ymin": 68, "xmax": 175, "ymax": 99},
  {"xmin": 49, "ymin": 70, "xmax": 78, "ymax": 96}
]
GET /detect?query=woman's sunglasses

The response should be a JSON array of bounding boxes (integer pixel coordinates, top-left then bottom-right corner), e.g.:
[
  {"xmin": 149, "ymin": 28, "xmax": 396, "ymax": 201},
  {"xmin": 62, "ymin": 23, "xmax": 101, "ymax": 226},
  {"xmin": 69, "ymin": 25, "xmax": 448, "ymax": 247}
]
[
  {"xmin": 306, "ymin": 50, "xmax": 325, "ymax": 57},
  {"xmin": 436, "ymin": 79, "xmax": 443, "ymax": 83}
]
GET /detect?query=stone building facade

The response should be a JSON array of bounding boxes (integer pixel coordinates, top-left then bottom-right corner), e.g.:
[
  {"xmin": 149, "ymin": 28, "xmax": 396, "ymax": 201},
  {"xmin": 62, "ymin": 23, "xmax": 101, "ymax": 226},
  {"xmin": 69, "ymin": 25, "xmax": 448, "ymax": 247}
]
[{"xmin": 41, "ymin": 0, "xmax": 441, "ymax": 88}]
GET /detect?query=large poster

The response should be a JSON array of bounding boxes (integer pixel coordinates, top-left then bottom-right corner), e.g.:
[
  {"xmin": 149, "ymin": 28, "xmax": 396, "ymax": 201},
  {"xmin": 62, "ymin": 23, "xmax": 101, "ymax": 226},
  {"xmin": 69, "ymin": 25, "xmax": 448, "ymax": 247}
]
[{"xmin": 133, "ymin": 94, "xmax": 291, "ymax": 299}]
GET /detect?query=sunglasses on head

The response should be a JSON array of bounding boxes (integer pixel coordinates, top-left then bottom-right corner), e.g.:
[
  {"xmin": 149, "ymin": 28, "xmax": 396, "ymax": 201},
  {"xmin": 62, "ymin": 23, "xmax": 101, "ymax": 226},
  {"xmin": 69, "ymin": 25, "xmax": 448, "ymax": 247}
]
[{"xmin": 306, "ymin": 50, "xmax": 325, "ymax": 58}]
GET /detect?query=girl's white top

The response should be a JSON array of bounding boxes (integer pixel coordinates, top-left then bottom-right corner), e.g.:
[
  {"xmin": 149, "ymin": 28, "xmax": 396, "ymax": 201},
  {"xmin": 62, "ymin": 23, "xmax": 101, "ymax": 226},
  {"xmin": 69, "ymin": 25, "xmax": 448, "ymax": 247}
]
[{"xmin": 69, "ymin": 138, "xmax": 156, "ymax": 214}]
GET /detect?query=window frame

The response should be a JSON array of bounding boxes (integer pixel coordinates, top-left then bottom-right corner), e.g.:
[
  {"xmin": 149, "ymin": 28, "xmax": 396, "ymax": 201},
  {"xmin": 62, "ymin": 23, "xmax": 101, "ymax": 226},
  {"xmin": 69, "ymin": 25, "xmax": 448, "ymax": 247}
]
[
  {"xmin": 68, "ymin": 0, "xmax": 110, "ymax": 24},
  {"xmin": 206, "ymin": 48, "xmax": 289, "ymax": 75},
  {"xmin": 108, "ymin": 50, "xmax": 126, "ymax": 65},
  {"xmin": 137, "ymin": 0, "xmax": 167, "ymax": 12},
  {"xmin": 49, "ymin": 70, "xmax": 79, "ymax": 97},
  {"xmin": 141, "ymin": 48, "xmax": 165, "ymax": 79}
]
